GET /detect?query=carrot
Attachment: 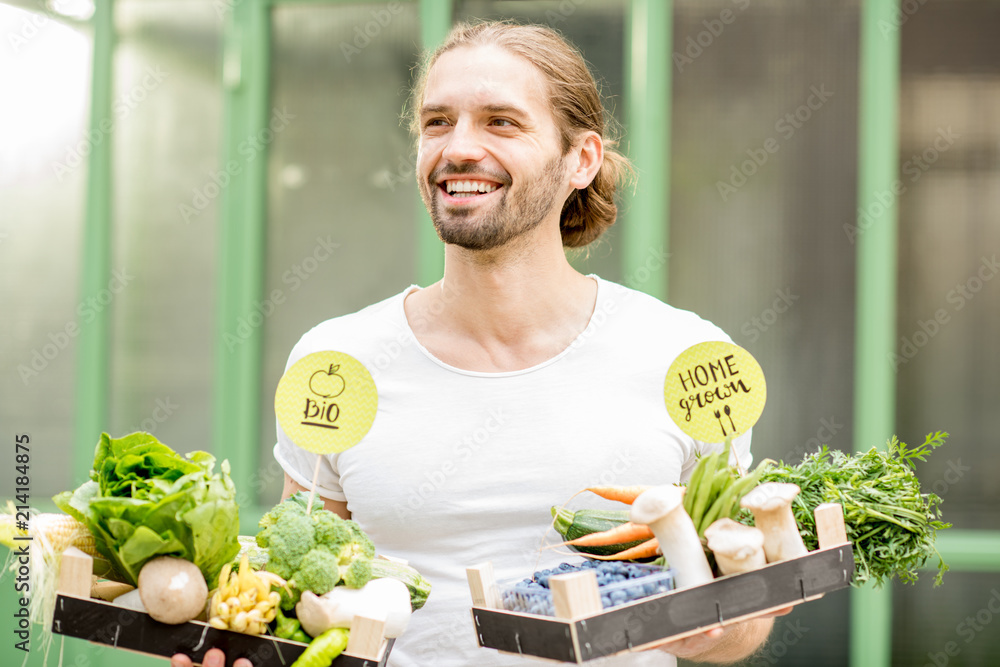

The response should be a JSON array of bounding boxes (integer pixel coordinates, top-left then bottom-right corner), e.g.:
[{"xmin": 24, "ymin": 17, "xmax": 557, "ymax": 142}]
[
  {"xmin": 584, "ymin": 538, "xmax": 661, "ymax": 561},
  {"xmin": 562, "ymin": 522, "xmax": 654, "ymax": 547},
  {"xmin": 585, "ymin": 485, "xmax": 650, "ymax": 504}
]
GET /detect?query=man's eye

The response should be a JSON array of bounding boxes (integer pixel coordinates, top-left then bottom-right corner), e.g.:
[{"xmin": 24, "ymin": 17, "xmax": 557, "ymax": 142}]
[
  {"xmin": 490, "ymin": 118, "xmax": 515, "ymax": 127},
  {"xmin": 425, "ymin": 118, "xmax": 449, "ymax": 127}
]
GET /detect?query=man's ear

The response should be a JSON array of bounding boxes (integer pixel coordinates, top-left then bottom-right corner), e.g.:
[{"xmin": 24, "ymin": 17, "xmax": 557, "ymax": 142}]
[{"xmin": 568, "ymin": 131, "xmax": 604, "ymax": 190}]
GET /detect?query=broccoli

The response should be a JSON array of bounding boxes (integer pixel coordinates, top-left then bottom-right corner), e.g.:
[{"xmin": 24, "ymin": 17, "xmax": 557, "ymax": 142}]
[
  {"xmin": 340, "ymin": 556, "xmax": 373, "ymax": 589},
  {"xmin": 256, "ymin": 493, "xmax": 376, "ymax": 608},
  {"xmin": 313, "ymin": 509, "xmax": 353, "ymax": 546},
  {"xmin": 293, "ymin": 549, "xmax": 341, "ymax": 595},
  {"xmin": 342, "ymin": 520, "xmax": 376, "ymax": 559}
]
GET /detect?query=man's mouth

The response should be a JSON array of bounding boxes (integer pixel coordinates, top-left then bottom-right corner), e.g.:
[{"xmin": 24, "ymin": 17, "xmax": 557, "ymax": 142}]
[{"xmin": 440, "ymin": 179, "xmax": 502, "ymax": 199}]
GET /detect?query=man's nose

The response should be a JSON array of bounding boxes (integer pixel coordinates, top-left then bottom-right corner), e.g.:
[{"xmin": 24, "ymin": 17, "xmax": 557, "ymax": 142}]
[{"xmin": 441, "ymin": 120, "xmax": 487, "ymax": 163}]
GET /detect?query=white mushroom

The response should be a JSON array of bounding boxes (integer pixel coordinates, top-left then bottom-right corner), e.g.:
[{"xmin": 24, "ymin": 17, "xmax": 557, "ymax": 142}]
[
  {"xmin": 630, "ymin": 485, "xmax": 714, "ymax": 589},
  {"xmin": 704, "ymin": 518, "xmax": 766, "ymax": 575},
  {"xmin": 740, "ymin": 482, "xmax": 808, "ymax": 562},
  {"xmin": 137, "ymin": 556, "xmax": 209, "ymax": 624}
]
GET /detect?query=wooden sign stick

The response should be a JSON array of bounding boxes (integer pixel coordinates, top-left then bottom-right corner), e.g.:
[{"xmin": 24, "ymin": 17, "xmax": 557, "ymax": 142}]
[{"xmin": 306, "ymin": 455, "xmax": 323, "ymax": 514}]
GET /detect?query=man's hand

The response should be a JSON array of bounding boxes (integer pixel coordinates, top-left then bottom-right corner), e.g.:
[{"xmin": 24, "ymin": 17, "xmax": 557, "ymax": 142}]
[
  {"xmin": 170, "ymin": 648, "xmax": 253, "ymax": 667},
  {"xmin": 656, "ymin": 606, "xmax": 794, "ymax": 664}
]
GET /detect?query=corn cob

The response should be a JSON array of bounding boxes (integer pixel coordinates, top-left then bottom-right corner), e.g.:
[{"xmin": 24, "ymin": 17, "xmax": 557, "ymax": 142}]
[
  {"xmin": 0, "ymin": 509, "xmax": 100, "ymax": 559},
  {"xmin": 1, "ymin": 505, "xmax": 104, "ymax": 638},
  {"xmin": 208, "ymin": 554, "xmax": 285, "ymax": 635}
]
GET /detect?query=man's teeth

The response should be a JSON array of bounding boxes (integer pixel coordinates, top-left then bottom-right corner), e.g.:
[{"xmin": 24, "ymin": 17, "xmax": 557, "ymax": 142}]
[{"xmin": 445, "ymin": 180, "xmax": 499, "ymax": 196}]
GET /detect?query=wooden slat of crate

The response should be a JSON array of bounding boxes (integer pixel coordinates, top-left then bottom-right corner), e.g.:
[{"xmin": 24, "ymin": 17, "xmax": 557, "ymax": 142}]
[{"xmin": 472, "ymin": 607, "xmax": 578, "ymax": 663}]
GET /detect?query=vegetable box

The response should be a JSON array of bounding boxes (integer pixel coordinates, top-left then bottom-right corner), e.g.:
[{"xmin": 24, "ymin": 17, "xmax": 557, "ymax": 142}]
[
  {"xmin": 52, "ymin": 548, "xmax": 394, "ymax": 667},
  {"xmin": 466, "ymin": 503, "xmax": 853, "ymax": 664}
]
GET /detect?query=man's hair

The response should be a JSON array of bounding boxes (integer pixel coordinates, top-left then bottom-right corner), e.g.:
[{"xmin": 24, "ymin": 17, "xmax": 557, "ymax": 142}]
[{"xmin": 410, "ymin": 20, "xmax": 634, "ymax": 248}]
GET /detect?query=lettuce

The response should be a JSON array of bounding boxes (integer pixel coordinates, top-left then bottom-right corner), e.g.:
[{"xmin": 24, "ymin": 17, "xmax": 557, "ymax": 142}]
[{"xmin": 54, "ymin": 432, "xmax": 240, "ymax": 586}]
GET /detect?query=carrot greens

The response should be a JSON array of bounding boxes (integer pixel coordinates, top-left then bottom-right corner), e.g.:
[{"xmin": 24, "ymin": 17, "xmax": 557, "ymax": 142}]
[{"xmin": 747, "ymin": 431, "xmax": 950, "ymax": 588}]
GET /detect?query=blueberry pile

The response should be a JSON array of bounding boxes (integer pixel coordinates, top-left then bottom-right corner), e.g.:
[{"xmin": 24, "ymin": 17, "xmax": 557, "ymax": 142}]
[{"xmin": 501, "ymin": 560, "xmax": 673, "ymax": 616}]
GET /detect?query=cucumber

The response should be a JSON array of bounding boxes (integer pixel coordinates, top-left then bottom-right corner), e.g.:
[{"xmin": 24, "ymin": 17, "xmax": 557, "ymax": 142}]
[
  {"xmin": 370, "ymin": 558, "xmax": 432, "ymax": 610},
  {"xmin": 550, "ymin": 507, "xmax": 647, "ymax": 557}
]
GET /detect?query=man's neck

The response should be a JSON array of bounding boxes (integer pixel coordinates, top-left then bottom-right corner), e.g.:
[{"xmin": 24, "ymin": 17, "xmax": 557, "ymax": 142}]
[{"xmin": 404, "ymin": 224, "xmax": 598, "ymax": 372}]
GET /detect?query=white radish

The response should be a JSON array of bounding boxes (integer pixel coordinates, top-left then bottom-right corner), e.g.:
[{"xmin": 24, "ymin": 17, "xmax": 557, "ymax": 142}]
[{"xmin": 137, "ymin": 556, "xmax": 208, "ymax": 624}]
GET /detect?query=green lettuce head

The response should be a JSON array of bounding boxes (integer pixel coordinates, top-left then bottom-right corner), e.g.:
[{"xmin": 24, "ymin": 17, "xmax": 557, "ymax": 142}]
[{"xmin": 55, "ymin": 432, "xmax": 241, "ymax": 587}]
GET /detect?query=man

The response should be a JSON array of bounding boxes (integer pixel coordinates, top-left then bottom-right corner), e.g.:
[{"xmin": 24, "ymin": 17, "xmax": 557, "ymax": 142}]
[{"xmin": 173, "ymin": 20, "xmax": 784, "ymax": 667}]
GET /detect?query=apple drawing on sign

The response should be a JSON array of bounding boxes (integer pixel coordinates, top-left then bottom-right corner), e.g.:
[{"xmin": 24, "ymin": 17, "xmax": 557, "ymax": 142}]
[{"xmin": 309, "ymin": 364, "xmax": 346, "ymax": 398}]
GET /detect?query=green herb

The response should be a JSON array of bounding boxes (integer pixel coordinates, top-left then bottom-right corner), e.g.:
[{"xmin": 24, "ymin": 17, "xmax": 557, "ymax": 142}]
[
  {"xmin": 54, "ymin": 432, "xmax": 241, "ymax": 587},
  {"xmin": 746, "ymin": 431, "xmax": 950, "ymax": 588}
]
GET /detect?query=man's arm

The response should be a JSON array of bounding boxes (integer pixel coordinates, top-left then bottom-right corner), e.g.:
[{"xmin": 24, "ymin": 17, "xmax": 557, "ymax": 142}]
[{"xmin": 281, "ymin": 472, "xmax": 351, "ymax": 519}]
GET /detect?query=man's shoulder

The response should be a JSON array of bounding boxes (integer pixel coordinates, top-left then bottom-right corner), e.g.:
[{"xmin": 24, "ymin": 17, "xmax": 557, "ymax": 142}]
[
  {"xmin": 598, "ymin": 277, "xmax": 734, "ymax": 346},
  {"xmin": 285, "ymin": 287, "xmax": 413, "ymax": 370}
]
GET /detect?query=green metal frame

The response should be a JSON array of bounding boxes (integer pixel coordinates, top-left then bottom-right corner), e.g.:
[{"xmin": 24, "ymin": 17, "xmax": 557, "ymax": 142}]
[
  {"xmin": 624, "ymin": 0, "xmax": 671, "ymax": 301},
  {"xmin": 416, "ymin": 0, "xmax": 452, "ymax": 285},
  {"xmin": 851, "ymin": 0, "xmax": 900, "ymax": 664},
  {"xmin": 74, "ymin": 0, "xmax": 114, "ymax": 481},
  {"xmin": 61, "ymin": 2, "xmax": 1000, "ymax": 666},
  {"xmin": 215, "ymin": 0, "xmax": 271, "ymax": 526}
]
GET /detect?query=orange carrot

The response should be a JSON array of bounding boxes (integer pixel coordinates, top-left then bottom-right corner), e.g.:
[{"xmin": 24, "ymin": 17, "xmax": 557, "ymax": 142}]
[
  {"xmin": 584, "ymin": 538, "xmax": 661, "ymax": 561},
  {"xmin": 585, "ymin": 485, "xmax": 650, "ymax": 504},
  {"xmin": 563, "ymin": 522, "xmax": 654, "ymax": 547}
]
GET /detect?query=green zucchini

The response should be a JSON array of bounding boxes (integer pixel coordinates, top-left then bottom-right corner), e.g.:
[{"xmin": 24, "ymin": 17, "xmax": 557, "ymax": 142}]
[
  {"xmin": 370, "ymin": 558, "xmax": 432, "ymax": 610},
  {"xmin": 550, "ymin": 507, "xmax": 647, "ymax": 557}
]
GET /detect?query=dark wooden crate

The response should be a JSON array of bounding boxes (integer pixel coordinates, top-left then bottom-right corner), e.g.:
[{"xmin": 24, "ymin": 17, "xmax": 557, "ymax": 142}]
[
  {"xmin": 51, "ymin": 593, "xmax": 394, "ymax": 667},
  {"xmin": 468, "ymin": 503, "xmax": 854, "ymax": 663},
  {"xmin": 50, "ymin": 547, "xmax": 392, "ymax": 667}
]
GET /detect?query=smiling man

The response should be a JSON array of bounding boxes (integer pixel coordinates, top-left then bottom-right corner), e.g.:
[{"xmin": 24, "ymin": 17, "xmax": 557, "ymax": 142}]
[{"xmin": 173, "ymin": 20, "xmax": 782, "ymax": 667}]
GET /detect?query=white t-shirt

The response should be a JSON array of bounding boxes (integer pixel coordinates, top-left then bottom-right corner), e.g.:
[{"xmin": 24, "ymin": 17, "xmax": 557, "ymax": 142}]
[{"xmin": 274, "ymin": 276, "xmax": 751, "ymax": 667}]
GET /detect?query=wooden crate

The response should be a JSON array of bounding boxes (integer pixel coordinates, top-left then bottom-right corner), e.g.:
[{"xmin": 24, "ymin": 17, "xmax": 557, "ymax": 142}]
[
  {"xmin": 467, "ymin": 503, "xmax": 853, "ymax": 664},
  {"xmin": 51, "ymin": 549, "xmax": 393, "ymax": 667}
]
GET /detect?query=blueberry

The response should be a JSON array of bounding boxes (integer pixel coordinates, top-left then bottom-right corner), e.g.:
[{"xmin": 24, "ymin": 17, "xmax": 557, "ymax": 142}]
[
  {"xmin": 610, "ymin": 590, "xmax": 628, "ymax": 604},
  {"xmin": 600, "ymin": 594, "xmax": 611, "ymax": 607}
]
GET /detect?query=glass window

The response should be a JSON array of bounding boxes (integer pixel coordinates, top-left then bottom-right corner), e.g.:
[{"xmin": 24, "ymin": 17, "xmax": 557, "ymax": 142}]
[
  {"xmin": 0, "ymin": 5, "xmax": 91, "ymax": 498},
  {"xmin": 260, "ymin": 3, "xmax": 423, "ymax": 497},
  {"xmin": 893, "ymin": 0, "xmax": 1000, "ymax": 660},
  {"xmin": 109, "ymin": 0, "xmax": 223, "ymax": 452},
  {"xmin": 670, "ymin": 2, "xmax": 861, "ymax": 664}
]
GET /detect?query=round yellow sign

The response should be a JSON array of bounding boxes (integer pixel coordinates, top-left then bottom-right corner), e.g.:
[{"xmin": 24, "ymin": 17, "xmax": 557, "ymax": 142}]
[
  {"xmin": 275, "ymin": 351, "xmax": 378, "ymax": 454},
  {"xmin": 664, "ymin": 341, "xmax": 766, "ymax": 443}
]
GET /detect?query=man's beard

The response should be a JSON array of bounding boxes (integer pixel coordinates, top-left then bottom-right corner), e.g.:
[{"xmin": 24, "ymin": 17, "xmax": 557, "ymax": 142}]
[{"xmin": 422, "ymin": 155, "xmax": 566, "ymax": 252}]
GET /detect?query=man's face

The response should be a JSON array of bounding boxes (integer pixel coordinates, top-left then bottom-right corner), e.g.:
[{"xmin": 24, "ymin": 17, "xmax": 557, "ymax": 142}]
[{"xmin": 416, "ymin": 45, "xmax": 571, "ymax": 252}]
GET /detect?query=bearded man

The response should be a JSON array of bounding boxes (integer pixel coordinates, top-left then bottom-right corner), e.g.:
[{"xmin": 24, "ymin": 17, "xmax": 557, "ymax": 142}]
[{"xmin": 173, "ymin": 20, "xmax": 787, "ymax": 667}]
